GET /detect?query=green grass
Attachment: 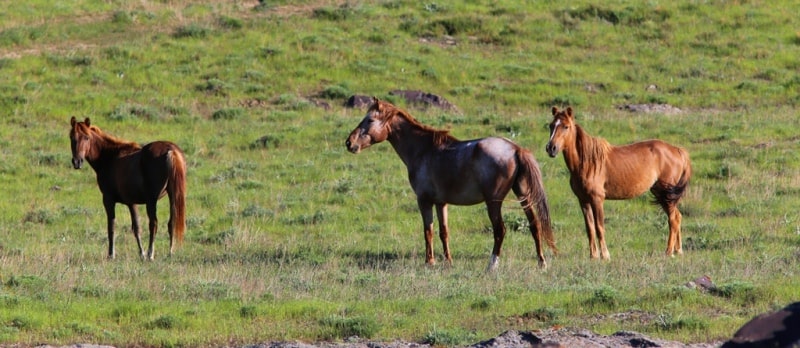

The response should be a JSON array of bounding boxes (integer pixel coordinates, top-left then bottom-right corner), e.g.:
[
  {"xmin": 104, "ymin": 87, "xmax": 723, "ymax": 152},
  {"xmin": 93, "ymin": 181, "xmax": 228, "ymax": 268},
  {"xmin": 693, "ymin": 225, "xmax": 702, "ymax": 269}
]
[{"xmin": 1, "ymin": 0, "xmax": 799, "ymax": 346}]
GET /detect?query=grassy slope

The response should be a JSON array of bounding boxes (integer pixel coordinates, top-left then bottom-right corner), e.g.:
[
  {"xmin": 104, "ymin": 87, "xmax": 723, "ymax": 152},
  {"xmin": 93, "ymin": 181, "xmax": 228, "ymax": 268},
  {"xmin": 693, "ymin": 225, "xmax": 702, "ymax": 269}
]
[{"xmin": 1, "ymin": 0, "xmax": 799, "ymax": 346}]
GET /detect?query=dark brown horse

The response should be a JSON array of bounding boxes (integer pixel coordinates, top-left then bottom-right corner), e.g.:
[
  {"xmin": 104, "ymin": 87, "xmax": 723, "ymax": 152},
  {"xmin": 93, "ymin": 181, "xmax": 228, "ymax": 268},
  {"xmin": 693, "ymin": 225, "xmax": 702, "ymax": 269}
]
[
  {"xmin": 545, "ymin": 106, "xmax": 692, "ymax": 260},
  {"xmin": 69, "ymin": 117, "xmax": 187, "ymax": 260},
  {"xmin": 346, "ymin": 98, "xmax": 555, "ymax": 271}
]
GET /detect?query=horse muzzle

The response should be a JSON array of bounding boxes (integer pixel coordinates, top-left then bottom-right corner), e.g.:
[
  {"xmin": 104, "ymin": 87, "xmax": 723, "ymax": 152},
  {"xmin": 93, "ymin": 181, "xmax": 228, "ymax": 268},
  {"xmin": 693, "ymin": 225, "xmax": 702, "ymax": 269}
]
[
  {"xmin": 545, "ymin": 143, "xmax": 558, "ymax": 158},
  {"xmin": 72, "ymin": 158, "xmax": 83, "ymax": 169},
  {"xmin": 345, "ymin": 139, "xmax": 360, "ymax": 154}
]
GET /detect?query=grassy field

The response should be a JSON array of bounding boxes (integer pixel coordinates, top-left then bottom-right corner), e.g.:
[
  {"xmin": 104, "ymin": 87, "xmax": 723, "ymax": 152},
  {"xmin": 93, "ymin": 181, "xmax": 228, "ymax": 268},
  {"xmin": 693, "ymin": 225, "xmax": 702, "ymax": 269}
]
[{"xmin": 1, "ymin": 0, "xmax": 799, "ymax": 347}]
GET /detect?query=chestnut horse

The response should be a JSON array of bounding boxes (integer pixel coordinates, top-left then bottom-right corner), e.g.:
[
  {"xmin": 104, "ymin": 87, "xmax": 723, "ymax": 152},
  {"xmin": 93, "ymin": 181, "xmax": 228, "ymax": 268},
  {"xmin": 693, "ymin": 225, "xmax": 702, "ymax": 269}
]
[
  {"xmin": 69, "ymin": 117, "xmax": 186, "ymax": 260},
  {"xmin": 346, "ymin": 98, "xmax": 555, "ymax": 271},
  {"xmin": 545, "ymin": 106, "xmax": 691, "ymax": 260}
]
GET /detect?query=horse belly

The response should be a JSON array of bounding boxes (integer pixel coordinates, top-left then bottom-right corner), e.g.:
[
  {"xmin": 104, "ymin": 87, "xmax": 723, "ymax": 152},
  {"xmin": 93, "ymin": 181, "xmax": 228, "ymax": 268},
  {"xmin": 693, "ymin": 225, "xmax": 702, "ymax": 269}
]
[
  {"xmin": 413, "ymin": 166, "xmax": 484, "ymax": 206},
  {"xmin": 112, "ymin": 158, "xmax": 155, "ymax": 204},
  {"xmin": 604, "ymin": 169, "xmax": 658, "ymax": 200}
]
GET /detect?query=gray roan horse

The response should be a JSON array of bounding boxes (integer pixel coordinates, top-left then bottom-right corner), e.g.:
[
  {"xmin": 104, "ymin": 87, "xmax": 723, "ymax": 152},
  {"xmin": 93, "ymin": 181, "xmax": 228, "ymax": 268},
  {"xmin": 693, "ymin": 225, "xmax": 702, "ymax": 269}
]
[{"xmin": 346, "ymin": 98, "xmax": 555, "ymax": 271}]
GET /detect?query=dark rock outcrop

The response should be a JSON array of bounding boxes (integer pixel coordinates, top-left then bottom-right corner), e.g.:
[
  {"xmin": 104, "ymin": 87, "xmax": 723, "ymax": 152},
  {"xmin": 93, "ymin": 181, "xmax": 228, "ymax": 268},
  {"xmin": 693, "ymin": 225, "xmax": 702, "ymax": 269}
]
[{"xmin": 722, "ymin": 301, "xmax": 800, "ymax": 348}]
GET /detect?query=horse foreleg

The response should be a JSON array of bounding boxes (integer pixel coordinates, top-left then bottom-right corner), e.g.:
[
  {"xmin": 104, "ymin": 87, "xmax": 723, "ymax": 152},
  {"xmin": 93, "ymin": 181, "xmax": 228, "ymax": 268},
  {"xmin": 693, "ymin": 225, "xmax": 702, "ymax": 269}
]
[
  {"xmin": 486, "ymin": 201, "xmax": 506, "ymax": 272},
  {"xmin": 103, "ymin": 199, "xmax": 116, "ymax": 260},
  {"xmin": 418, "ymin": 201, "xmax": 436, "ymax": 266},
  {"xmin": 435, "ymin": 203, "xmax": 452, "ymax": 266},
  {"xmin": 145, "ymin": 203, "xmax": 158, "ymax": 260},
  {"xmin": 580, "ymin": 200, "xmax": 599, "ymax": 259},
  {"xmin": 591, "ymin": 199, "xmax": 611, "ymax": 260},
  {"xmin": 128, "ymin": 205, "xmax": 146, "ymax": 259}
]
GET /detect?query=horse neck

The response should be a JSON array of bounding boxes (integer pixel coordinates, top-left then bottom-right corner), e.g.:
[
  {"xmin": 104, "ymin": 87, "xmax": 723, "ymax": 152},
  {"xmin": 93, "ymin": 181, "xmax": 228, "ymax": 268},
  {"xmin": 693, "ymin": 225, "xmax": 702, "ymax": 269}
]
[
  {"xmin": 87, "ymin": 132, "xmax": 140, "ymax": 168},
  {"xmin": 564, "ymin": 125, "xmax": 609, "ymax": 173},
  {"xmin": 385, "ymin": 116, "xmax": 449, "ymax": 168}
]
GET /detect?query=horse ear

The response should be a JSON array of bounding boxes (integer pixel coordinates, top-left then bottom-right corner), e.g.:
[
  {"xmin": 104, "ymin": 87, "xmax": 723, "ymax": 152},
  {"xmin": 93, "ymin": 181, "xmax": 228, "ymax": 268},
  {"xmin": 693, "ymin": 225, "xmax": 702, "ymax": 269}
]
[
  {"xmin": 84, "ymin": 118, "xmax": 91, "ymax": 126},
  {"xmin": 70, "ymin": 116, "xmax": 77, "ymax": 126},
  {"xmin": 566, "ymin": 107, "xmax": 573, "ymax": 117},
  {"xmin": 551, "ymin": 106, "xmax": 559, "ymax": 116},
  {"xmin": 372, "ymin": 97, "xmax": 382, "ymax": 111}
]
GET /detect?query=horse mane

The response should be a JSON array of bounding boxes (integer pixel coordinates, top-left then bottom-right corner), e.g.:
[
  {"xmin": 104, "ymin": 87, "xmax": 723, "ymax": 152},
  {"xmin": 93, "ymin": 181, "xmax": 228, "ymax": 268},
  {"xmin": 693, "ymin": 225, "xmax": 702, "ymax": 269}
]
[
  {"xmin": 379, "ymin": 101, "xmax": 457, "ymax": 147},
  {"xmin": 575, "ymin": 124, "xmax": 611, "ymax": 172},
  {"xmin": 88, "ymin": 125, "xmax": 141, "ymax": 154}
]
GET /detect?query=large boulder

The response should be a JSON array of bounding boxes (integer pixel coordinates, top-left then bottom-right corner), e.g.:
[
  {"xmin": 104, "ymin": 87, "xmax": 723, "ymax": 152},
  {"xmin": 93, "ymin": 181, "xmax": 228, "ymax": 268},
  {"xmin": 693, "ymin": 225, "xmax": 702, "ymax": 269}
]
[
  {"xmin": 389, "ymin": 90, "xmax": 459, "ymax": 112},
  {"xmin": 722, "ymin": 301, "xmax": 800, "ymax": 348}
]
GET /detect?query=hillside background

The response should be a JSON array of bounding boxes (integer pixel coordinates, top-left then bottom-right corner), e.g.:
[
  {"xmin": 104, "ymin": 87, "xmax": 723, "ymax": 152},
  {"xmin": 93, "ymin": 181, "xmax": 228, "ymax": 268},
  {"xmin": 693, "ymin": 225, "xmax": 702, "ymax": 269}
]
[{"xmin": 0, "ymin": 1, "xmax": 798, "ymax": 346}]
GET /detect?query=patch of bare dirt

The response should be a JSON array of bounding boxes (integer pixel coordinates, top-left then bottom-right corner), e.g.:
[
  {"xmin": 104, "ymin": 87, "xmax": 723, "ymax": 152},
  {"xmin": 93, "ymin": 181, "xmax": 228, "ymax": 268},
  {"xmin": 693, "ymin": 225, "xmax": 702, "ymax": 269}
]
[{"xmin": 24, "ymin": 329, "xmax": 720, "ymax": 348}]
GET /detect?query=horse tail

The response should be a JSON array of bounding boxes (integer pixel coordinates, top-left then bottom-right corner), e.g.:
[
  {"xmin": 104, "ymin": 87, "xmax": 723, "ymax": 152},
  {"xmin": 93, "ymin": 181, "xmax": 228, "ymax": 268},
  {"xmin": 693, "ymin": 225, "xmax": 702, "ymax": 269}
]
[
  {"xmin": 516, "ymin": 149, "xmax": 557, "ymax": 254},
  {"xmin": 167, "ymin": 147, "xmax": 187, "ymax": 244},
  {"xmin": 653, "ymin": 148, "xmax": 692, "ymax": 207}
]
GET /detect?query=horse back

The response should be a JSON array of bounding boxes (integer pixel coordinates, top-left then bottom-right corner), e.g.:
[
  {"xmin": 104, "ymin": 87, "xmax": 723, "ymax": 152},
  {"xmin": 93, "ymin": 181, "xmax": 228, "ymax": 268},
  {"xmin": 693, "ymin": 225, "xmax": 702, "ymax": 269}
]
[
  {"xmin": 603, "ymin": 140, "xmax": 689, "ymax": 199},
  {"xmin": 140, "ymin": 141, "xmax": 184, "ymax": 193},
  {"xmin": 413, "ymin": 137, "xmax": 517, "ymax": 205},
  {"xmin": 104, "ymin": 141, "xmax": 181, "ymax": 204}
]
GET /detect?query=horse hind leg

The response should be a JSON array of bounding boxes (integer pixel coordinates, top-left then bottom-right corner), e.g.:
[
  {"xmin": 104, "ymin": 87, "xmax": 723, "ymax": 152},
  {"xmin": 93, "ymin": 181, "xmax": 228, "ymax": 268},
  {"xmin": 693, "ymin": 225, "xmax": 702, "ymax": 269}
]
[
  {"xmin": 435, "ymin": 204, "xmax": 453, "ymax": 266},
  {"xmin": 663, "ymin": 203, "xmax": 683, "ymax": 256},
  {"xmin": 145, "ymin": 203, "xmax": 159, "ymax": 260},
  {"xmin": 519, "ymin": 198, "xmax": 547, "ymax": 268},
  {"xmin": 653, "ymin": 185, "xmax": 684, "ymax": 257}
]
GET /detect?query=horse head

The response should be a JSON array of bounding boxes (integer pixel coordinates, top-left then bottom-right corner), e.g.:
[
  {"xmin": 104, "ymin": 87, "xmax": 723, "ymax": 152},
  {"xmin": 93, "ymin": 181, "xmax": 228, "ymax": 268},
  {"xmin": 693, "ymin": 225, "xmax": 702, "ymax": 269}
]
[
  {"xmin": 346, "ymin": 97, "xmax": 392, "ymax": 154},
  {"xmin": 69, "ymin": 116, "xmax": 93, "ymax": 169},
  {"xmin": 546, "ymin": 106, "xmax": 575, "ymax": 158}
]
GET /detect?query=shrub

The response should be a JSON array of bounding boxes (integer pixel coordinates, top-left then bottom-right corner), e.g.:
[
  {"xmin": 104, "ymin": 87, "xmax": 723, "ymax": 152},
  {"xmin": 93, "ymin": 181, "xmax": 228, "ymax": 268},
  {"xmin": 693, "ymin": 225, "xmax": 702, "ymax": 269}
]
[
  {"xmin": 312, "ymin": 4, "xmax": 360, "ymax": 21},
  {"xmin": 111, "ymin": 11, "xmax": 133, "ymax": 24},
  {"xmin": 522, "ymin": 307, "xmax": 564, "ymax": 322},
  {"xmin": 318, "ymin": 84, "xmax": 351, "ymax": 100},
  {"xmin": 217, "ymin": 16, "xmax": 242, "ymax": 30},
  {"xmin": 250, "ymin": 135, "xmax": 281, "ymax": 149},
  {"xmin": 211, "ymin": 108, "xmax": 244, "ymax": 120},
  {"xmin": 318, "ymin": 315, "xmax": 380, "ymax": 339},
  {"xmin": 655, "ymin": 314, "xmax": 708, "ymax": 331},
  {"xmin": 22, "ymin": 210, "xmax": 57, "ymax": 224},
  {"xmin": 470, "ymin": 296, "xmax": 498, "ymax": 311},
  {"xmin": 586, "ymin": 286, "xmax": 620, "ymax": 307},
  {"xmin": 422, "ymin": 327, "xmax": 476, "ymax": 346},
  {"xmin": 146, "ymin": 315, "xmax": 182, "ymax": 330},
  {"xmin": 239, "ymin": 305, "xmax": 258, "ymax": 318},
  {"xmin": 108, "ymin": 103, "xmax": 163, "ymax": 121},
  {"xmin": 173, "ymin": 24, "xmax": 208, "ymax": 39}
]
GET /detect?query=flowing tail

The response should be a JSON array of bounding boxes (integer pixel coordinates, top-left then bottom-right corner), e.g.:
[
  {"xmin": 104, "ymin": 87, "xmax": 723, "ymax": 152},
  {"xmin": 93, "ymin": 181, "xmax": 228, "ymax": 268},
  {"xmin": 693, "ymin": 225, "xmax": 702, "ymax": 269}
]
[
  {"xmin": 653, "ymin": 148, "xmax": 692, "ymax": 207},
  {"xmin": 167, "ymin": 148, "xmax": 187, "ymax": 245},
  {"xmin": 516, "ymin": 150, "xmax": 557, "ymax": 254}
]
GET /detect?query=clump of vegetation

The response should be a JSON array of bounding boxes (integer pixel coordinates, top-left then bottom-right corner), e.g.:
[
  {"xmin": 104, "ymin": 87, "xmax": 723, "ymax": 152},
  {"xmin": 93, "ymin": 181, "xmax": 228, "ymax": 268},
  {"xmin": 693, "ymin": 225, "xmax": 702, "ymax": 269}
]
[
  {"xmin": 423, "ymin": 327, "xmax": 477, "ymax": 346},
  {"xmin": 211, "ymin": 108, "xmax": 244, "ymax": 120},
  {"xmin": 173, "ymin": 24, "xmax": 209, "ymax": 38},
  {"xmin": 108, "ymin": 103, "xmax": 164, "ymax": 121},
  {"xmin": 586, "ymin": 286, "xmax": 621, "ymax": 308},
  {"xmin": 318, "ymin": 315, "xmax": 380, "ymax": 339},
  {"xmin": 522, "ymin": 307, "xmax": 565, "ymax": 323},
  {"xmin": 146, "ymin": 315, "xmax": 183, "ymax": 330}
]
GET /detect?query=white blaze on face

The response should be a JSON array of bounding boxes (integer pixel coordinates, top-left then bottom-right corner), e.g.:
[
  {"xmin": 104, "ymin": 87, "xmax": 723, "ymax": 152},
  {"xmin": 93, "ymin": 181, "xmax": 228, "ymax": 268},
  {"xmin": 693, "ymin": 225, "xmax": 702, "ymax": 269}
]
[{"xmin": 548, "ymin": 119, "xmax": 562, "ymax": 143}]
